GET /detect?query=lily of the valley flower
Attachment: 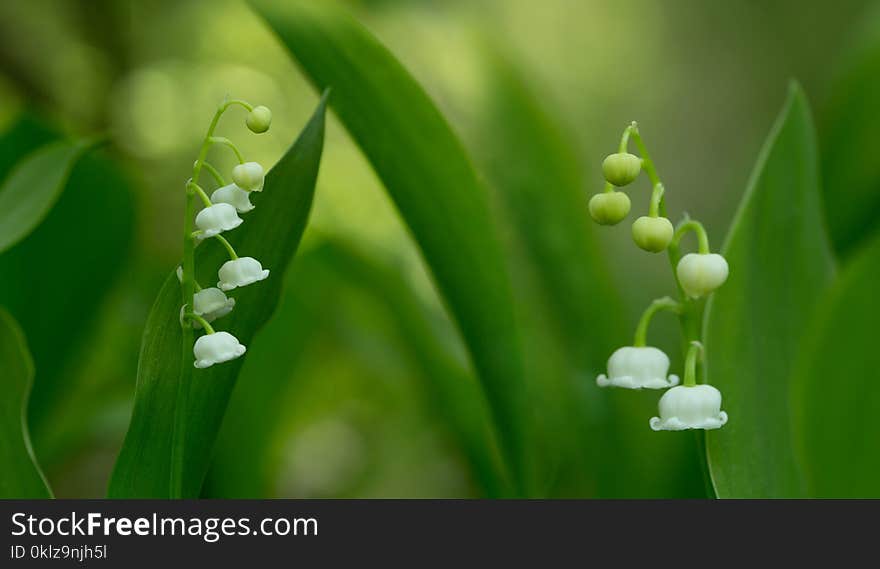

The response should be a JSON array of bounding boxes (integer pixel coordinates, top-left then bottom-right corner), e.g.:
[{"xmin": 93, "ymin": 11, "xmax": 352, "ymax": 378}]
[
  {"xmin": 211, "ymin": 183, "xmax": 255, "ymax": 213},
  {"xmin": 217, "ymin": 256, "xmax": 270, "ymax": 291},
  {"xmin": 596, "ymin": 346, "xmax": 679, "ymax": 389},
  {"xmin": 676, "ymin": 253, "xmax": 729, "ymax": 298},
  {"xmin": 232, "ymin": 161, "xmax": 264, "ymax": 192},
  {"xmin": 193, "ymin": 287, "xmax": 235, "ymax": 321},
  {"xmin": 650, "ymin": 384, "xmax": 728, "ymax": 431},
  {"xmin": 195, "ymin": 203, "xmax": 242, "ymax": 239},
  {"xmin": 179, "ymin": 287, "xmax": 235, "ymax": 328},
  {"xmin": 193, "ymin": 331, "xmax": 246, "ymax": 369}
]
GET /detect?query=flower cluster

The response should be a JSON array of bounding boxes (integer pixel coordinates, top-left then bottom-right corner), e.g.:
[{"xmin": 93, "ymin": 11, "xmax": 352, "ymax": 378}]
[
  {"xmin": 589, "ymin": 122, "xmax": 729, "ymax": 431},
  {"xmin": 179, "ymin": 100, "xmax": 273, "ymax": 369}
]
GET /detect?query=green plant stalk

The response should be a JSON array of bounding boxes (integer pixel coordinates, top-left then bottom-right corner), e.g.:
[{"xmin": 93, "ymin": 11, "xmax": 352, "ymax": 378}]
[
  {"xmin": 625, "ymin": 127, "xmax": 708, "ymax": 374},
  {"xmin": 633, "ymin": 297, "xmax": 681, "ymax": 347},
  {"xmin": 627, "ymin": 124, "xmax": 714, "ymax": 496},
  {"xmin": 170, "ymin": 101, "xmax": 234, "ymax": 498}
]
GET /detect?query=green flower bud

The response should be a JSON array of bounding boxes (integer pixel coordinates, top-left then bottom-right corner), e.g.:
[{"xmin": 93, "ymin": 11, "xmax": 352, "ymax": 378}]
[
  {"xmin": 589, "ymin": 191, "xmax": 631, "ymax": 225},
  {"xmin": 631, "ymin": 216, "xmax": 674, "ymax": 252},
  {"xmin": 602, "ymin": 153, "xmax": 642, "ymax": 186},
  {"xmin": 246, "ymin": 105, "xmax": 272, "ymax": 134},
  {"xmin": 676, "ymin": 253, "xmax": 729, "ymax": 298}
]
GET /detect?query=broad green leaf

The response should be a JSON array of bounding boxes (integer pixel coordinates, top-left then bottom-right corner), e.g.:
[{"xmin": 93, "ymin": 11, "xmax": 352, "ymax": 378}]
[
  {"xmin": 0, "ymin": 139, "xmax": 89, "ymax": 253},
  {"xmin": 0, "ymin": 150, "xmax": 135, "ymax": 462},
  {"xmin": 474, "ymin": 48, "xmax": 621, "ymax": 368},
  {"xmin": 0, "ymin": 308, "xmax": 52, "ymax": 498},
  {"xmin": 308, "ymin": 240, "xmax": 507, "ymax": 496},
  {"xmin": 208, "ymin": 239, "xmax": 507, "ymax": 497},
  {"xmin": 705, "ymin": 84, "xmax": 835, "ymax": 498},
  {"xmin": 0, "ymin": 114, "xmax": 55, "ymax": 177},
  {"xmin": 793, "ymin": 229, "xmax": 880, "ymax": 497},
  {"xmin": 820, "ymin": 8, "xmax": 880, "ymax": 255},
  {"xmin": 107, "ymin": 95, "xmax": 327, "ymax": 498},
  {"xmin": 253, "ymin": 0, "xmax": 533, "ymax": 494}
]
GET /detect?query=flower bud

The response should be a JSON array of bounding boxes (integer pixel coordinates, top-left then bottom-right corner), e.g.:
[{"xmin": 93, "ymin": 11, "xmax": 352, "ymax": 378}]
[
  {"xmin": 211, "ymin": 183, "xmax": 254, "ymax": 213},
  {"xmin": 596, "ymin": 346, "xmax": 679, "ymax": 390},
  {"xmin": 588, "ymin": 191, "xmax": 631, "ymax": 225},
  {"xmin": 650, "ymin": 384, "xmax": 728, "ymax": 431},
  {"xmin": 246, "ymin": 105, "xmax": 272, "ymax": 134},
  {"xmin": 217, "ymin": 256, "xmax": 270, "ymax": 291},
  {"xmin": 193, "ymin": 331, "xmax": 246, "ymax": 369},
  {"xmin": 602, "ymin": 153, "xmax": 641, "ymax": 186},
  {"xmin": 232, "ymin": 162, "xmax": 265, "ymax": 192},
  {"xmin": 631, "ymin": 216, "xmax": 673, "ymax": 252},
  {"xmin": 195, "ymin": 203, "xmax": 243, "ymax": 239},
  {"xmin": 676, "ymin": 253, "xmax": 729, "ymax": 298}
]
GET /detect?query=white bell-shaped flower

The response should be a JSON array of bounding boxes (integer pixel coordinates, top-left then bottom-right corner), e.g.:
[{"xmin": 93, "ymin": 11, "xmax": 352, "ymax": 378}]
[
  {"xmin": 232, "ymin": 161, "xmax": 264, "ymax": 192},
  {"xmin": 597, "ymin": 346, "xmax": 679, "ymax": 389},
  {"xmin": 650, "ymin": 384, "xmax": 728, "ymax": 431},
  {"xmin": 178, "ymin": 288, "xmax": 235, "ymax": 329},
  {"xmin": 676, "ymin": 253, "xmax": 729, "ymax": 298},
  {"xmin": 217, "ymin": 257, "xmax": 270, "ymax": 291},
  {"xmin": 193, "ymin": 331, "xmax": 246, "ymax": 369},
  {"xmin": 211, "ymin": 183, "xmax": 255, "ymax": 213},
  {"xmin": 195, "ymin": 203, "xmax": 243, "ymax": 239},
  {"xmin": 194, "ymin": 287, "xmax": 235, "ymax": 321}
]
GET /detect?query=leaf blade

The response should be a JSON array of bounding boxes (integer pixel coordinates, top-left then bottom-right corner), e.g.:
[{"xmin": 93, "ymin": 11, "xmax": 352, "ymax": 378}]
[
  {"xmin": 253, "ymin": 0, "xmax": 533, "ymax": 494},
  {"xmin": 0, "ymin": 308, "xmax": 52, "ymax": 498},
  {"xmin": 704, "ymin": 84, "xmax": 835, "ymax": 498},
  {"xmin": 0, "ymin": 140, "xmax": 87, "ymax": 253},
  {"xmin": 792, "ymin": 230, "xmax": 880, "ymax": 497}
]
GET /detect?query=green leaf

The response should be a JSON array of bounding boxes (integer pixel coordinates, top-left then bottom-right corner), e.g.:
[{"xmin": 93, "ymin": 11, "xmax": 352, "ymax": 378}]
[
  {"xmin": 0, "ymin": 149, "xmax": 136, "ymax": 462},
  {"xmin": 253, "ymin": 0, "xmax": 533, "ymax": 494},
  {"xmin": 0, "ymin": 139, "xmax": 89, "ymax": 253},
  {"xmin": 0, "ymin": 308, "xmax": 52, "ymax": 498},
  {"xmin": 820, "ymin": 9, "xmax": 880, "ymax": 255},
  {"xmin": 474, "ymin": 47, "xmax": 621, "ymax": 367},
  {"xmin": 0, "ymin": 114, "xmax": 56, "ymax": 177},
  {"xmin": 704, "ymin": 83, "xmax": 835, "ymax": 498},
  {"xmin": 792, "ymin": 229, "xmax": 880, "ymax": 497},
  {"xmin": 208, "ymin": 239, "xmax": 508, "ymax": 497},
  {"xmin": 107, "ymin": 94, "xmax": 327, "ymax": 498}
]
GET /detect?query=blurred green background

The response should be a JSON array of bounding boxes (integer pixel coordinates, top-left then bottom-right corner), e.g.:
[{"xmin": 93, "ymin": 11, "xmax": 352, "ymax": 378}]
[{"xmin": 0, "ymin": 0, "xmax": 876, "ymax": 497}]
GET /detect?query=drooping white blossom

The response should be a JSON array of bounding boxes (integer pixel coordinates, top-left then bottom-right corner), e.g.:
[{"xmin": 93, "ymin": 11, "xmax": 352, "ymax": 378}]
[
  {"xmin": 596, "ymin": 346, "xmax": 680, "ymax": 389},
  {"xmin": 231, "ymin": 161, "xmax": 264, "ymax": 192},
  {"xmin": 194, "ymin": 287, "xmax": 235, "ymax": 321},
  {"xmin": 650, "ymin": 384, "xmax": 728, "ymax": 431},
  {"xmin": 193, "ymin": 331, "xmax": 246, "ymax": 369},
  {"xmin": 676, "ymin": 253, "xmax": 729, "ymax": 298},
  {"xmin": 211, "ymin": 183, "xmax": 255, "ymax": 213},
  {"xmin": 195, "ymin": 203, "xmax": 243, "ymax": 239},
  {"xmin": 217, "ymin": 257, "xmax": 270, "ymax": 291}
]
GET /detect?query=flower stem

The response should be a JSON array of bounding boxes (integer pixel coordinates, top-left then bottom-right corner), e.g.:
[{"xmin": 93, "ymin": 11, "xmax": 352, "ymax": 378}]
[
  {"xmin": 214, "ymin": 234, "xmax": 239, "ymax": 260},
  {"xmin": 672, "ymin": 219, "xmax": 711, "ymax": 254},
  {"xmin": 188, "ymin": 181, "xmax": 213, "ymax": 208},
  {"xmin": 201, "ymin": 161, "xmax": 227, "ymax": 186},
  {"xmin": 633, "ymin": 297, "xmax": 681, "ymax": 347},
  {"xmin": 171, "ymin": 101, "xmax": 232, "ymax": 499},
  {"xmin": 186, "ymin": 312, "xmax": 215, "ymax": 334},
  {"xmin": 209, "ymin": 136, "xmax": 245, "ymax": 163},
  {"xmin": 648, "ymin": 183, "xmax": 665, "ymax": 217},
  {"xmin": 683, "ymin": 341, "xmax": 703, "ymax": 387},
  {"xmin": 626, "ymin": 122, "xmax": 661, "ymax": 188}
]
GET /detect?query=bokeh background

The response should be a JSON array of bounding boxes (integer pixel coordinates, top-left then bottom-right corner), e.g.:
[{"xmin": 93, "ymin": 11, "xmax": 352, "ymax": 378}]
[{"xmin": 0, "ymin": 0, "xmax": 876, "ymax": 497}]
